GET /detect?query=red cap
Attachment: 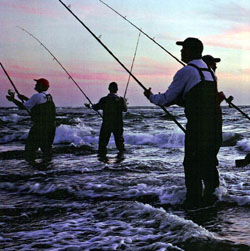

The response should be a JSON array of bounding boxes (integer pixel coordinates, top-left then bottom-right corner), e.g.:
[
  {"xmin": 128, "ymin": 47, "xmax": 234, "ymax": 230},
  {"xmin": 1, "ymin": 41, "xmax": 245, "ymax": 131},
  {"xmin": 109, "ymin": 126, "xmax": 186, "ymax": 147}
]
[{"xmin": 34, "ymin": 78, "xmax": 50, "ymax": 90}]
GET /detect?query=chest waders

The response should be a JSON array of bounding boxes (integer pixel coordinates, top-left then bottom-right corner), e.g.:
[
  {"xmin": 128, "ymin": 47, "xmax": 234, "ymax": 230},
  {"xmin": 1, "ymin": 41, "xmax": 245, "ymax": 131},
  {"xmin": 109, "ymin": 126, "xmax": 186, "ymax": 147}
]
[
  {"xmin": 30, "ymin": 94, "xmax": 56, "ymax": 124},
  {"xmin": 25, "ymin": 94, "xmax": 56, "ymax": 162},
  {"xmin": 183, "ymin": 64, "xmax": 222, "ymax": 206},
  {"xmin": 98, "ymin": 96, "xmax": 125, "ymax": 155}
]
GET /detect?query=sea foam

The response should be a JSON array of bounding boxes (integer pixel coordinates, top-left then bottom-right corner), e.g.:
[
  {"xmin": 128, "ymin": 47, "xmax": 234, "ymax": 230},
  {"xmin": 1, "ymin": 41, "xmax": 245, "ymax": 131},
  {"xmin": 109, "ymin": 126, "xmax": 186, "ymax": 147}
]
[
  {"xmin": 0, "ymin": 114, "xmax": 23, "ymax": 123},
  {"xmin": 54, "ymin": 123, "xmax": 95, "ymax": 145},
  {"xmin": 236, "ymin": 138, "xmax": 250, "ymax": 151}
]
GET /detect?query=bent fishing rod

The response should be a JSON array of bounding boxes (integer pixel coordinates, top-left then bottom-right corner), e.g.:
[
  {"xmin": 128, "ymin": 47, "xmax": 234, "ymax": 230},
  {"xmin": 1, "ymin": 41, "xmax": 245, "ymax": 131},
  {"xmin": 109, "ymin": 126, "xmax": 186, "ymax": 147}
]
[
  {"xmin": 17, "ymin": 26, "xmax": 102, "ymax": 118},
  {"xmin": 59, "ymin": 0, "xmax": 186, "ymax": 133},
  {"xmin": 99, "ymin": 0, "xmax": 185, "ymax": 67},
  {"xmin": 124, "ymin": 31, "xmax": 141, "ymax": 98}
]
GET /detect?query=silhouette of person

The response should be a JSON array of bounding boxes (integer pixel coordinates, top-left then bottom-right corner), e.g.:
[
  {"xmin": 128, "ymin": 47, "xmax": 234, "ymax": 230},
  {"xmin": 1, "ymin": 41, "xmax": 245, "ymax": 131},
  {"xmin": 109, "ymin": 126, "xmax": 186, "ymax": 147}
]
[
  {"xmin": 202, "ymin": 55, "xmax": 225, "ymax": 104},
  {"xmin": 92, "ymin": 82, "xmax": 127, "ymax": 156},
  {"xmin": 144, "ymin": 38, "xmax": 223, "ymax": 208},
  {"xmin": 202, "ymin": 54, "xmax": 220, "ymax": 72},
  {"xmin": 6, "ymin": 78, "xmax": 56, "ymax": 164}
]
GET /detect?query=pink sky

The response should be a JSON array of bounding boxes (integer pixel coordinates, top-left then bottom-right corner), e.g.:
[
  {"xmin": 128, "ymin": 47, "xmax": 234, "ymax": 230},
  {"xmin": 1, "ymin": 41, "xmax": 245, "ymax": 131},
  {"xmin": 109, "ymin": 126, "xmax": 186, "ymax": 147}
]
[{"xmin": 1, "ymin": 0, "xmax": 250, "ymax": 106}]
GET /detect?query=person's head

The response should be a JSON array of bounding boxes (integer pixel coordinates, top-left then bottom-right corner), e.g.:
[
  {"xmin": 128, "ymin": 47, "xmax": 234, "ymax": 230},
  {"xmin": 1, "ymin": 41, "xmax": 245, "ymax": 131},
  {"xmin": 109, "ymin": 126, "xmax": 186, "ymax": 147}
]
[
  {"xmin": 176, "ymin": 37, "xmax": 203, "ymax": 63},
  {"xmin": 108, "ymin": 82, "xmax": 118, "ymax": 93},
  {"xmin": 202, "ymin": 55, "xmax": 221, "ymax": 72},
  {"xmin": 34, "ymin": 78, "xmax": 50, "ymax": 92}
]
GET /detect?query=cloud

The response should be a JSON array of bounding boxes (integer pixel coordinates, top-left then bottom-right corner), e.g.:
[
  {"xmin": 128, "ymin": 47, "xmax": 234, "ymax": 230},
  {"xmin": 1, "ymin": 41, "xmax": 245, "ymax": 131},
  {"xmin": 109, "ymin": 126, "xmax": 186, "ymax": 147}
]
[
  {"xmin": 0, "ymin": 1, "xmax": 61, "ymax": 18},
  {"xmin": 210, "ymin": 2, "xmax": 250, "ymax": 24},
  {"xmin": 203, "ymin": 25, "xmax": 250, "ymax": 50},
  {"xmin": 0, "ymin": 62, "xmax": 125, "ymax": 84}
]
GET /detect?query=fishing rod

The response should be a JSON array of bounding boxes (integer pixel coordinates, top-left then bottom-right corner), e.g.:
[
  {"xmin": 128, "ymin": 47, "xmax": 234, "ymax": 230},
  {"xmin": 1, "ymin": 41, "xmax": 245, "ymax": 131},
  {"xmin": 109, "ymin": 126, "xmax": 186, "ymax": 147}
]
[
  {"xmin": 99, "ymin": 0, "xmax": 185, "ymax": 66},
  {"xmin": 225, "ymin": 96, "xmax": 250, "ymax": 122},
  {"xmin": 99, "ymin": 1, "xmax": 250, "ymax": 122},
  {"xmin": 124, "ymin": 31, "xmax": 141, "ymax": 98},
  {"xmin": 58, "ymin": 0, "xmax": 186, "ymax": 133},
  {"xmin": 0, "ymin": 62, "xmax": 24, "ymax": 103},
  {"xmin": 17, "ymin": 26, "xmax": 102, "ymax": 118},
  {"xmin": 0, "ymin": 62, "xmax": 31, "ymax": 114}
]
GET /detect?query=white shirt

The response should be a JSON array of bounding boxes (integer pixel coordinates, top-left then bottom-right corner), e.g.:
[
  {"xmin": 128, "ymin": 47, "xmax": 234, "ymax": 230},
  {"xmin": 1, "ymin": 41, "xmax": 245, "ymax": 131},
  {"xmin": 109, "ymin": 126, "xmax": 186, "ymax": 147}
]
[
  {"xmin": 149, "ymin": 59, "xmax": 216, "ymax": 106},
  {"xmin": 24, "ymin": 92, "xmax": 48, "ymax": 110}
]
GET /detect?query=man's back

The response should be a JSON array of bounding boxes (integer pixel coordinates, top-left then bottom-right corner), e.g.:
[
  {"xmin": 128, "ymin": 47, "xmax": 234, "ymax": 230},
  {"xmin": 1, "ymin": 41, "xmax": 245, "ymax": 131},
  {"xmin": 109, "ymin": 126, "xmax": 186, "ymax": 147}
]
[
  {"xmin": 93, "ymin": 93, "xmax": 127, "ymax": 128},
  {"xmin": 30, "ymin": 94, "xmax": 56, "ymax": 124}
]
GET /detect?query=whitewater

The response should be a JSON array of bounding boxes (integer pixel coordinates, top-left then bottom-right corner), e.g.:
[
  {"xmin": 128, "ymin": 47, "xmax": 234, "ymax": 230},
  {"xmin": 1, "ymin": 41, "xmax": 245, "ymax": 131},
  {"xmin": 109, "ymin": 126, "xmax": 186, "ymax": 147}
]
[{"xmin": 0, "ymin": 105, "xmax": 249, "ymax": 250}]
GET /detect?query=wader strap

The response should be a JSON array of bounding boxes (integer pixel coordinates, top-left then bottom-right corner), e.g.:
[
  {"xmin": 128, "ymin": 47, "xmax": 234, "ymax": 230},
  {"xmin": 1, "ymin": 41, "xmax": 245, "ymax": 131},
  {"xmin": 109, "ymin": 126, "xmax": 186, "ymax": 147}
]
[
  {"xmin": 188, "ymin": 63, "xmax": 217, "ymax": 83},
  {"xmin": 44, "ymin": 94, "xmax": 53, "ymax": 103}
]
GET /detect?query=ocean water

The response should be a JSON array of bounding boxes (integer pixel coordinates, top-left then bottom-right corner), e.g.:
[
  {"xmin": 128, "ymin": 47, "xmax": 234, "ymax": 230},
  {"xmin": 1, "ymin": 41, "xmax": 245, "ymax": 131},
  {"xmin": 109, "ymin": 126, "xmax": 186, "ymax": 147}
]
[{"xmin": 0, "ymin": 105, "xmax": 250, "ymax": 251}]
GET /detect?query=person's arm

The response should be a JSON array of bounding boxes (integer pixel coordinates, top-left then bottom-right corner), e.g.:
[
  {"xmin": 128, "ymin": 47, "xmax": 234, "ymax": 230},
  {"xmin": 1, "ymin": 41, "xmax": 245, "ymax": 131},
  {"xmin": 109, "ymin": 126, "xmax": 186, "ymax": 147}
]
[
  {"xmin": 121, "ymin": 97, "xmax": 127, "ymax": 112},
  {"xmin": 92, "ymin": 98, "xmax": 104, "ymax": 111},
  {"xmin": 22, "ymin": 93, "xmax": 42, "ymax": 110},
  {"xmin": 6, "ymin": 95, "xmax": 26, "ymax": 110},
  {"xmin": 217, "ymin": 91, "xmax": 226, "ymax": 104},
  {"xmin": 17, "ymin": 94, "xmax": 29, "ymax": 102},
  {"xmin": 147, "ymin": 68, "xmax": 188, "ymax": 106}
]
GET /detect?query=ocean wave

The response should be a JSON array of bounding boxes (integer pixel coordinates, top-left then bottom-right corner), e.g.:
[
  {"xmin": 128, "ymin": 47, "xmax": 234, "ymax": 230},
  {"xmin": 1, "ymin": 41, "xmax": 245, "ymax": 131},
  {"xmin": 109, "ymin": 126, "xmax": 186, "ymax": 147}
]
[
  {"xmin": 0, "ymin": 114, "xmax": 24, "ymax": 123},
  {"xmin": 222, "ymin": 132, "xmax": 243, "ymax": 146},
  {"xmin": 53, "ymin": 123, "xmax": 95, "ymax": 145},
  {"xmin": 236, "ymin": 139, "xmax": 250, "ymax": 152},
  {"xmin": 125, "ymin": 131, "xmax": 185, "ymax": 148}
]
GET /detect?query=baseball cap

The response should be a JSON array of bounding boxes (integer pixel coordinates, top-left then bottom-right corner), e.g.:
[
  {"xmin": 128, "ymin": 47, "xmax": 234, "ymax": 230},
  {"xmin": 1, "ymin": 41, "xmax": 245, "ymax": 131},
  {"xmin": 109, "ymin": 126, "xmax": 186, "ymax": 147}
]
[
  {"xmin": 34, "ymin": 78, "xmax": 50, "ymax": 90},
  {"xmin": 176, "ymin": 37, "xmax": 203, "ymax": 53},
  {"xmin": 202, "ymin": 55, "xmax": 221, "ymax": 63}
]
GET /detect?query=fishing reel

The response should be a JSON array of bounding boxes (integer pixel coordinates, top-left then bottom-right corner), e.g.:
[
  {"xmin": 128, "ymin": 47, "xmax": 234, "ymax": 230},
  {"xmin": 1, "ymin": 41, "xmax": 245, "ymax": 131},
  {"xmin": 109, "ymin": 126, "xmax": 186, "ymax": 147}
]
[
  {"xmin": 226, "ymin": 96, "xmax": 234, "ymax": 108},
  {"xmin": 84, "ymin": 103, "xmax": 91, "ymax": 109},
  {"xmin": 8, "ymin": 89, "xmax": 15, "ymax": 98}
]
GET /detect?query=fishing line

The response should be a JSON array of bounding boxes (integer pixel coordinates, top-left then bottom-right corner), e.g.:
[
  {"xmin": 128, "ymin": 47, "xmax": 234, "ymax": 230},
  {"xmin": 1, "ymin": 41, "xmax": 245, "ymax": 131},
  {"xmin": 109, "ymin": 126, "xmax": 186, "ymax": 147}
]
[
  {"xmin": 58, "ymin": 0, "xmax": 186, "ymax": 133},
  {"xmin": 17, "ymin": 26, "xmax": 102, "ymax": 118},
  {"xmin": 124, "ymin": 31, "xmax": 141, "ymax": 98}
]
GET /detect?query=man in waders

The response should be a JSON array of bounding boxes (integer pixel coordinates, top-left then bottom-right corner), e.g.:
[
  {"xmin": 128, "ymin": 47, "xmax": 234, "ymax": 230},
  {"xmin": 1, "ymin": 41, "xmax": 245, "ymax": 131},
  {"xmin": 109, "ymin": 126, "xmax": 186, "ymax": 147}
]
[
  {"xmin": 92, "ymin": 82, "xmax": 127, "ymax": 157},
  {"xmin": 6, "ymin": 78, "xmax": 56, "ymax": 164},
  {"xmin": 144, "ymin": 38, "xmax": 223, "ymax": 208}
]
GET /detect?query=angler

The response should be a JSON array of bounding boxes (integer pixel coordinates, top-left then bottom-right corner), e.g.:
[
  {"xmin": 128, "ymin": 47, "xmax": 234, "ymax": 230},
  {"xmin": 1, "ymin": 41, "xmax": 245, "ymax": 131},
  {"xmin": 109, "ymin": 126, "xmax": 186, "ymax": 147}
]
[
  {"xmin": 17, "ymin": 26, "xmax": 102, "ymax": 118},
  {"xmin": 144, "ymin": 38, "xmax": 223, "ymax": 208},
  {"xmin": 6, "ymin": 78, "xmax": 56, "ymax": 165}
]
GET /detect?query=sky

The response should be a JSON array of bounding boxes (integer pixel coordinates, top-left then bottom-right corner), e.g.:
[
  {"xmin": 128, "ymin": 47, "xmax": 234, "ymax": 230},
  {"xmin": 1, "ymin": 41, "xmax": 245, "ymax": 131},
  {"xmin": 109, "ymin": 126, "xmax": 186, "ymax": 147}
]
[{"xmin": 1, "ymin": 0, "xmax": 250, "ymax": 107}]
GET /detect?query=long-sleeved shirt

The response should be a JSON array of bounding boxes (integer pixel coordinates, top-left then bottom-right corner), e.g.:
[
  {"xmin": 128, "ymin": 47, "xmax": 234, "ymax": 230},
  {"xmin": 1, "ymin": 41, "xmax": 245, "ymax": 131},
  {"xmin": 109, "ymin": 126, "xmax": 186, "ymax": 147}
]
[
  {"xmin": 149, "ymin": 59, "xmax": 216, "ymax": 106},
  {"xmin": 24, "ymin": 92, "xmax": 48, "ymax": 110}
]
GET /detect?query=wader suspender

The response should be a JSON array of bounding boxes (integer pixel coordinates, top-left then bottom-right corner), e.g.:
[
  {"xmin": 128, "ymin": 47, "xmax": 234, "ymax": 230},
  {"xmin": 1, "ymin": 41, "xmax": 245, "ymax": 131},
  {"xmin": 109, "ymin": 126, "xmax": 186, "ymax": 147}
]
[
  {"xmin": 188, "ymin": 64, "xmax": 217, "ymax": 83},
  {"xmin": 44, "ymin": 93, "xmax": 52, "ymax": 103}
]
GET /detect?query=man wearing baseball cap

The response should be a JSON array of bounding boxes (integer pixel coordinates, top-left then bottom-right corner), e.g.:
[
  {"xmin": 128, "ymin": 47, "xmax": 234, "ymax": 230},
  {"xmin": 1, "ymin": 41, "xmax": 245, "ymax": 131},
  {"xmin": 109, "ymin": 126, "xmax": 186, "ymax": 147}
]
[
  {"xmin": 6, "ymin": 78, "xmax": 56, "ymax": 164},
  {"xmin": 144, "ymin": 37, "xmax": 223, "ymax": 208},
  {"xmin": 202, "ymin": 55, "xmax": 221, "ymax": 72}
]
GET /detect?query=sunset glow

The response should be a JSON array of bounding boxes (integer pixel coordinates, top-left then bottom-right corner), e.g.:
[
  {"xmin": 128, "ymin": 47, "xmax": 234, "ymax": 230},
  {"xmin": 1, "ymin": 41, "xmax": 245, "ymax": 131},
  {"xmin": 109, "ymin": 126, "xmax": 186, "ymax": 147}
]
[{"xmin": 1, "ymin": 0, "xmax": 250, "ymax": 106}]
